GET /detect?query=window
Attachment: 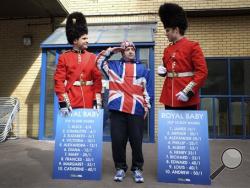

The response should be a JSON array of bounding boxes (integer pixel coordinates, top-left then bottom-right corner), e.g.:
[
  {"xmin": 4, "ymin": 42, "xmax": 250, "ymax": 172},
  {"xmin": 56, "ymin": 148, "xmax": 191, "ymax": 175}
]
[
  {"xmin": 44, "ymin": 50, "xmax": 56, "ymax": 138},
  {"xmin": 201, "ymin": 59, "xmax": 228, "ymax": 95},
  {"xmin": 200, "ymin": 58, "xmax": 250, "ymax": 138},
  {"xmin": 231, "ymin": 59, "xmax": 250, "ymax": 95},
  {"xmin": 245, "ymin": 98, "xmax": 250, "ymax": 136}
]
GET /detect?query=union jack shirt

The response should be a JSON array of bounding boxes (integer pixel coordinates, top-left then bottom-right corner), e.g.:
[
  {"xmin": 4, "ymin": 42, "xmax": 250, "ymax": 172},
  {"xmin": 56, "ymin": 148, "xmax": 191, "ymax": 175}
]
[{"xmin": 96, "ymin": 50, "xmax": 153, "ymax": 116}]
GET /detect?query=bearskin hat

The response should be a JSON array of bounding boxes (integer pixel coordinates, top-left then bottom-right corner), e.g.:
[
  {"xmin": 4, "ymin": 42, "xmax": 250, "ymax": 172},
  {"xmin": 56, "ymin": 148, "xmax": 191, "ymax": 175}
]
[
  {"xmin": 158, "ymin": 3, "xmax": 188, "ymax": 35},
  {"xmin": 66, "ymin": 12, "xmax": 88, "ymax": 44}
]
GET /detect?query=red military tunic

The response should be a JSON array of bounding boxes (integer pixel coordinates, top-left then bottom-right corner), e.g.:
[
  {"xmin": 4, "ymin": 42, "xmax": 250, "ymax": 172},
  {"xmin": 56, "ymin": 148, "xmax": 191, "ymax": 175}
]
[
  {"xmin": 160, "ymin": 37, "xmax": 208, "ymax": 107},
  {"xmin": 54, "ymin": 50, "xmax": 102, "ymax": 108}
]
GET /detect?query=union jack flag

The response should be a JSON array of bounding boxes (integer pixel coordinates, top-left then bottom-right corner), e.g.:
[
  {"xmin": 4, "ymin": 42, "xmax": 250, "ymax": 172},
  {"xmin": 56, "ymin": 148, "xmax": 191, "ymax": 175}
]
[
  {"xmin": 108, "ymin": 63, "xmax": 146, "ymax": 114},
  {"xmin": 96, "ymin": 49, "xmax": 151, "ymax": 116}
]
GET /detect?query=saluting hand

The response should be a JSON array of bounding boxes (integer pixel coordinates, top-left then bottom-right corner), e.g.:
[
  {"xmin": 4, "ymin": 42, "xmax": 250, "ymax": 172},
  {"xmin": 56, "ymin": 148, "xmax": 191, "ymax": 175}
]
[{"xmin": 109, "ymin": 47, "xmax": 124, "ymax": 54}]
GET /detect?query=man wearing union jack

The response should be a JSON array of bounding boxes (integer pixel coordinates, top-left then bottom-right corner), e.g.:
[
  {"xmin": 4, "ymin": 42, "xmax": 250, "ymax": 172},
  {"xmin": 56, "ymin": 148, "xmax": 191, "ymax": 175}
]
[{"xmin": 96, "ymin": 41, "xmax": 153, "ymax": 183}]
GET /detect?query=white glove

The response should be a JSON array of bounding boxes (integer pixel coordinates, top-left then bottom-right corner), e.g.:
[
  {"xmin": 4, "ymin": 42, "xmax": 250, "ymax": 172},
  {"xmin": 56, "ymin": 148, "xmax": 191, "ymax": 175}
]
[
  {"xmin": 176, "ymin": 91, "xmax": 189, "ymax": 102},
  {"xmin": 144, "ymin": 107, "xmax": 149, "ymax": 119},
  {"xmin": 157, "ymin": 65, "xmax": 167, "ymax": 77},
  {"xmin": 93, "ymin": 93, "xmax": 102, "ymax": 109},
  {"xmin": 59, "ymin": 101, "xmax": 72, "ymax": 117},
  {"xmin": 60, "ymin": 107, "xmax": 72, "ymax": 117},
  {"xmin": 93, "ymin": 101, "xmax": 102, "ymax": 109}
]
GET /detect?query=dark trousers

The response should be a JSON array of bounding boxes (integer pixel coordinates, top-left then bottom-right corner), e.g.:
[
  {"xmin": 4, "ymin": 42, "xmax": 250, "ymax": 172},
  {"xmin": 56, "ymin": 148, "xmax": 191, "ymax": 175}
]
[
  {"xmin": 165, "ymin": 104, "xmax": 199, "ymax": 110},
  {"xmin": 110, "ymin": 110, "xmax": 144, "ymax": 172}
]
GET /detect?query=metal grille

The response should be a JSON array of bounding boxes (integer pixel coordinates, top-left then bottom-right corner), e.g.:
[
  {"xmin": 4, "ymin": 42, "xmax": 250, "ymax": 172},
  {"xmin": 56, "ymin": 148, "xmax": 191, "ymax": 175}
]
[{"xmin": 0, "ymin": 97, "xmax": 20, "ymax": 142}]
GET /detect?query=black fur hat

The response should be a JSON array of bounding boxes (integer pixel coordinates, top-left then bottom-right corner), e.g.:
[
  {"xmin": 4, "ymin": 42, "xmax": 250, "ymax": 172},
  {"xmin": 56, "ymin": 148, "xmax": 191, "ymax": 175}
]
[
  {"xmin": 66, "ymin": 12, "xmax": 88, "ymax": 44},
  {"xmin": 158, "ymin": 3, "xmax": 188, "ymax": 35}
]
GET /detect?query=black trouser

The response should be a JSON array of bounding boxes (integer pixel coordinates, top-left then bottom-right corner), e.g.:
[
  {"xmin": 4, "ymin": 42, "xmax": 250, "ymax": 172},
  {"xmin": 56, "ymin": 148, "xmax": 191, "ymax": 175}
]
[
  {"xmin": 165, "ymin": 104, "xmax": 199, "ymax": 110},
  {"xmin": 110, "ymin": 110, "xmax": 144, "ymax": 172}
]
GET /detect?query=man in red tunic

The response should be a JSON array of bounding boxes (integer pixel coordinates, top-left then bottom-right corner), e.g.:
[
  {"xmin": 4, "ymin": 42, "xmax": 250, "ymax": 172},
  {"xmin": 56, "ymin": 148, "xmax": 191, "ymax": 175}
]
[
  {"xmin": 158, "ymin": 3, "xmax": 208, "ymax": 110},
  {"xmin": 54, "ymin": 12, "xmax": 102, "ymax": 116}
]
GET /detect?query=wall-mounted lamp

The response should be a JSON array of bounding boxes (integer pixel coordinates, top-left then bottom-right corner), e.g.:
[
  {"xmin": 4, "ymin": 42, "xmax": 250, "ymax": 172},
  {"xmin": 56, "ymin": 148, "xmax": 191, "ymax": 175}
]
[{"xmin": 23, "ymin": 35, "xmax": 32, "ymax": 46}]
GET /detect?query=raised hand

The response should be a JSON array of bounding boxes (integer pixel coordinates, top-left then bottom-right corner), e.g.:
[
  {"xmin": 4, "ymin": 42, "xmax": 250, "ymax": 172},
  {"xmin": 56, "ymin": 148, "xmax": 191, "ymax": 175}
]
[{"xmin": 109, "ymin": 47, "xmax": 124, "ymax": 54}]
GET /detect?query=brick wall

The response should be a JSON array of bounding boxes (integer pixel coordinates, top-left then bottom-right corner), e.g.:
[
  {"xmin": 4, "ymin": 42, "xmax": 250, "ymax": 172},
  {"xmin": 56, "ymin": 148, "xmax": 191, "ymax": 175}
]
[
  {"xmin": 0, "ymin": 18, "xmax": 53, "ymax": 137},
  {"xmin": 67, "ymin": 0, "xmax": 250, "ymax": 15}
]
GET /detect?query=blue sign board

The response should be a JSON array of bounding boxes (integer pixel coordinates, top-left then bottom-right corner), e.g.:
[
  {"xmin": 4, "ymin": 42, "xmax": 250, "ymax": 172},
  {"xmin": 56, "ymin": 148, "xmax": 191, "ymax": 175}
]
[
  {"xmin": 158, "ymin": 110, "xmax": 211, "ymax": 185},
  {"xmin": 53, "ymin": 109, "xmax": 103, "ymax": 180}
]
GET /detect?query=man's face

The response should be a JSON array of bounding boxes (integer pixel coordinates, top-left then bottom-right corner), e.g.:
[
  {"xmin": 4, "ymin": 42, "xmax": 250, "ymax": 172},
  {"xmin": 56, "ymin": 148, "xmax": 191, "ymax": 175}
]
[
  {"xmin": 123, "ymin": 46, "xmax": 135, "ymax": 61},
  {"xmin": 74, "ymin": 34, "xmax": 88, "ymax": 50},
  {"xmin": 165, "ymin": 27, "xmax": 178, "ymax": 42}
]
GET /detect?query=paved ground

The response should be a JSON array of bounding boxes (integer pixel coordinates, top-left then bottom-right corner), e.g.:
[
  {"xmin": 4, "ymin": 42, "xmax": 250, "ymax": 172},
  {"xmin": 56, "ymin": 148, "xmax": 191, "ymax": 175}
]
[{"xmin": 0, "ymin": 138, "xmax": 250, "ymax": 188}]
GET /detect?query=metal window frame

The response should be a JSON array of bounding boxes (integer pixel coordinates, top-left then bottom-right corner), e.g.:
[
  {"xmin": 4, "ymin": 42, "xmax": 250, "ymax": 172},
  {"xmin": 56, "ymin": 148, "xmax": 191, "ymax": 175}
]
[{"xmin": 201, "ymin": 57, "xmax": 250, "ymax": 139}]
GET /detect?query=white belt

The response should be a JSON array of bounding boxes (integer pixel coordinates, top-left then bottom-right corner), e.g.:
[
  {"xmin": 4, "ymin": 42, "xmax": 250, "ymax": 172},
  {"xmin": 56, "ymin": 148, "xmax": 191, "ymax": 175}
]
[
  {"xmin": 167, "ymin": 72, "xmax": 194, "ymax": 78},
  {"xmin": 73, "ymin": 80, "xmax": 94, "ymax": 86}
]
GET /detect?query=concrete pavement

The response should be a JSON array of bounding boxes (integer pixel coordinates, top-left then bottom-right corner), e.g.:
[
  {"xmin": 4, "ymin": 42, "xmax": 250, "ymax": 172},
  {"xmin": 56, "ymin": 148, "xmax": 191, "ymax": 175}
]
[{"xmin": 0, "ymin": 138, "xmax": 249, "ymax": 188}]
